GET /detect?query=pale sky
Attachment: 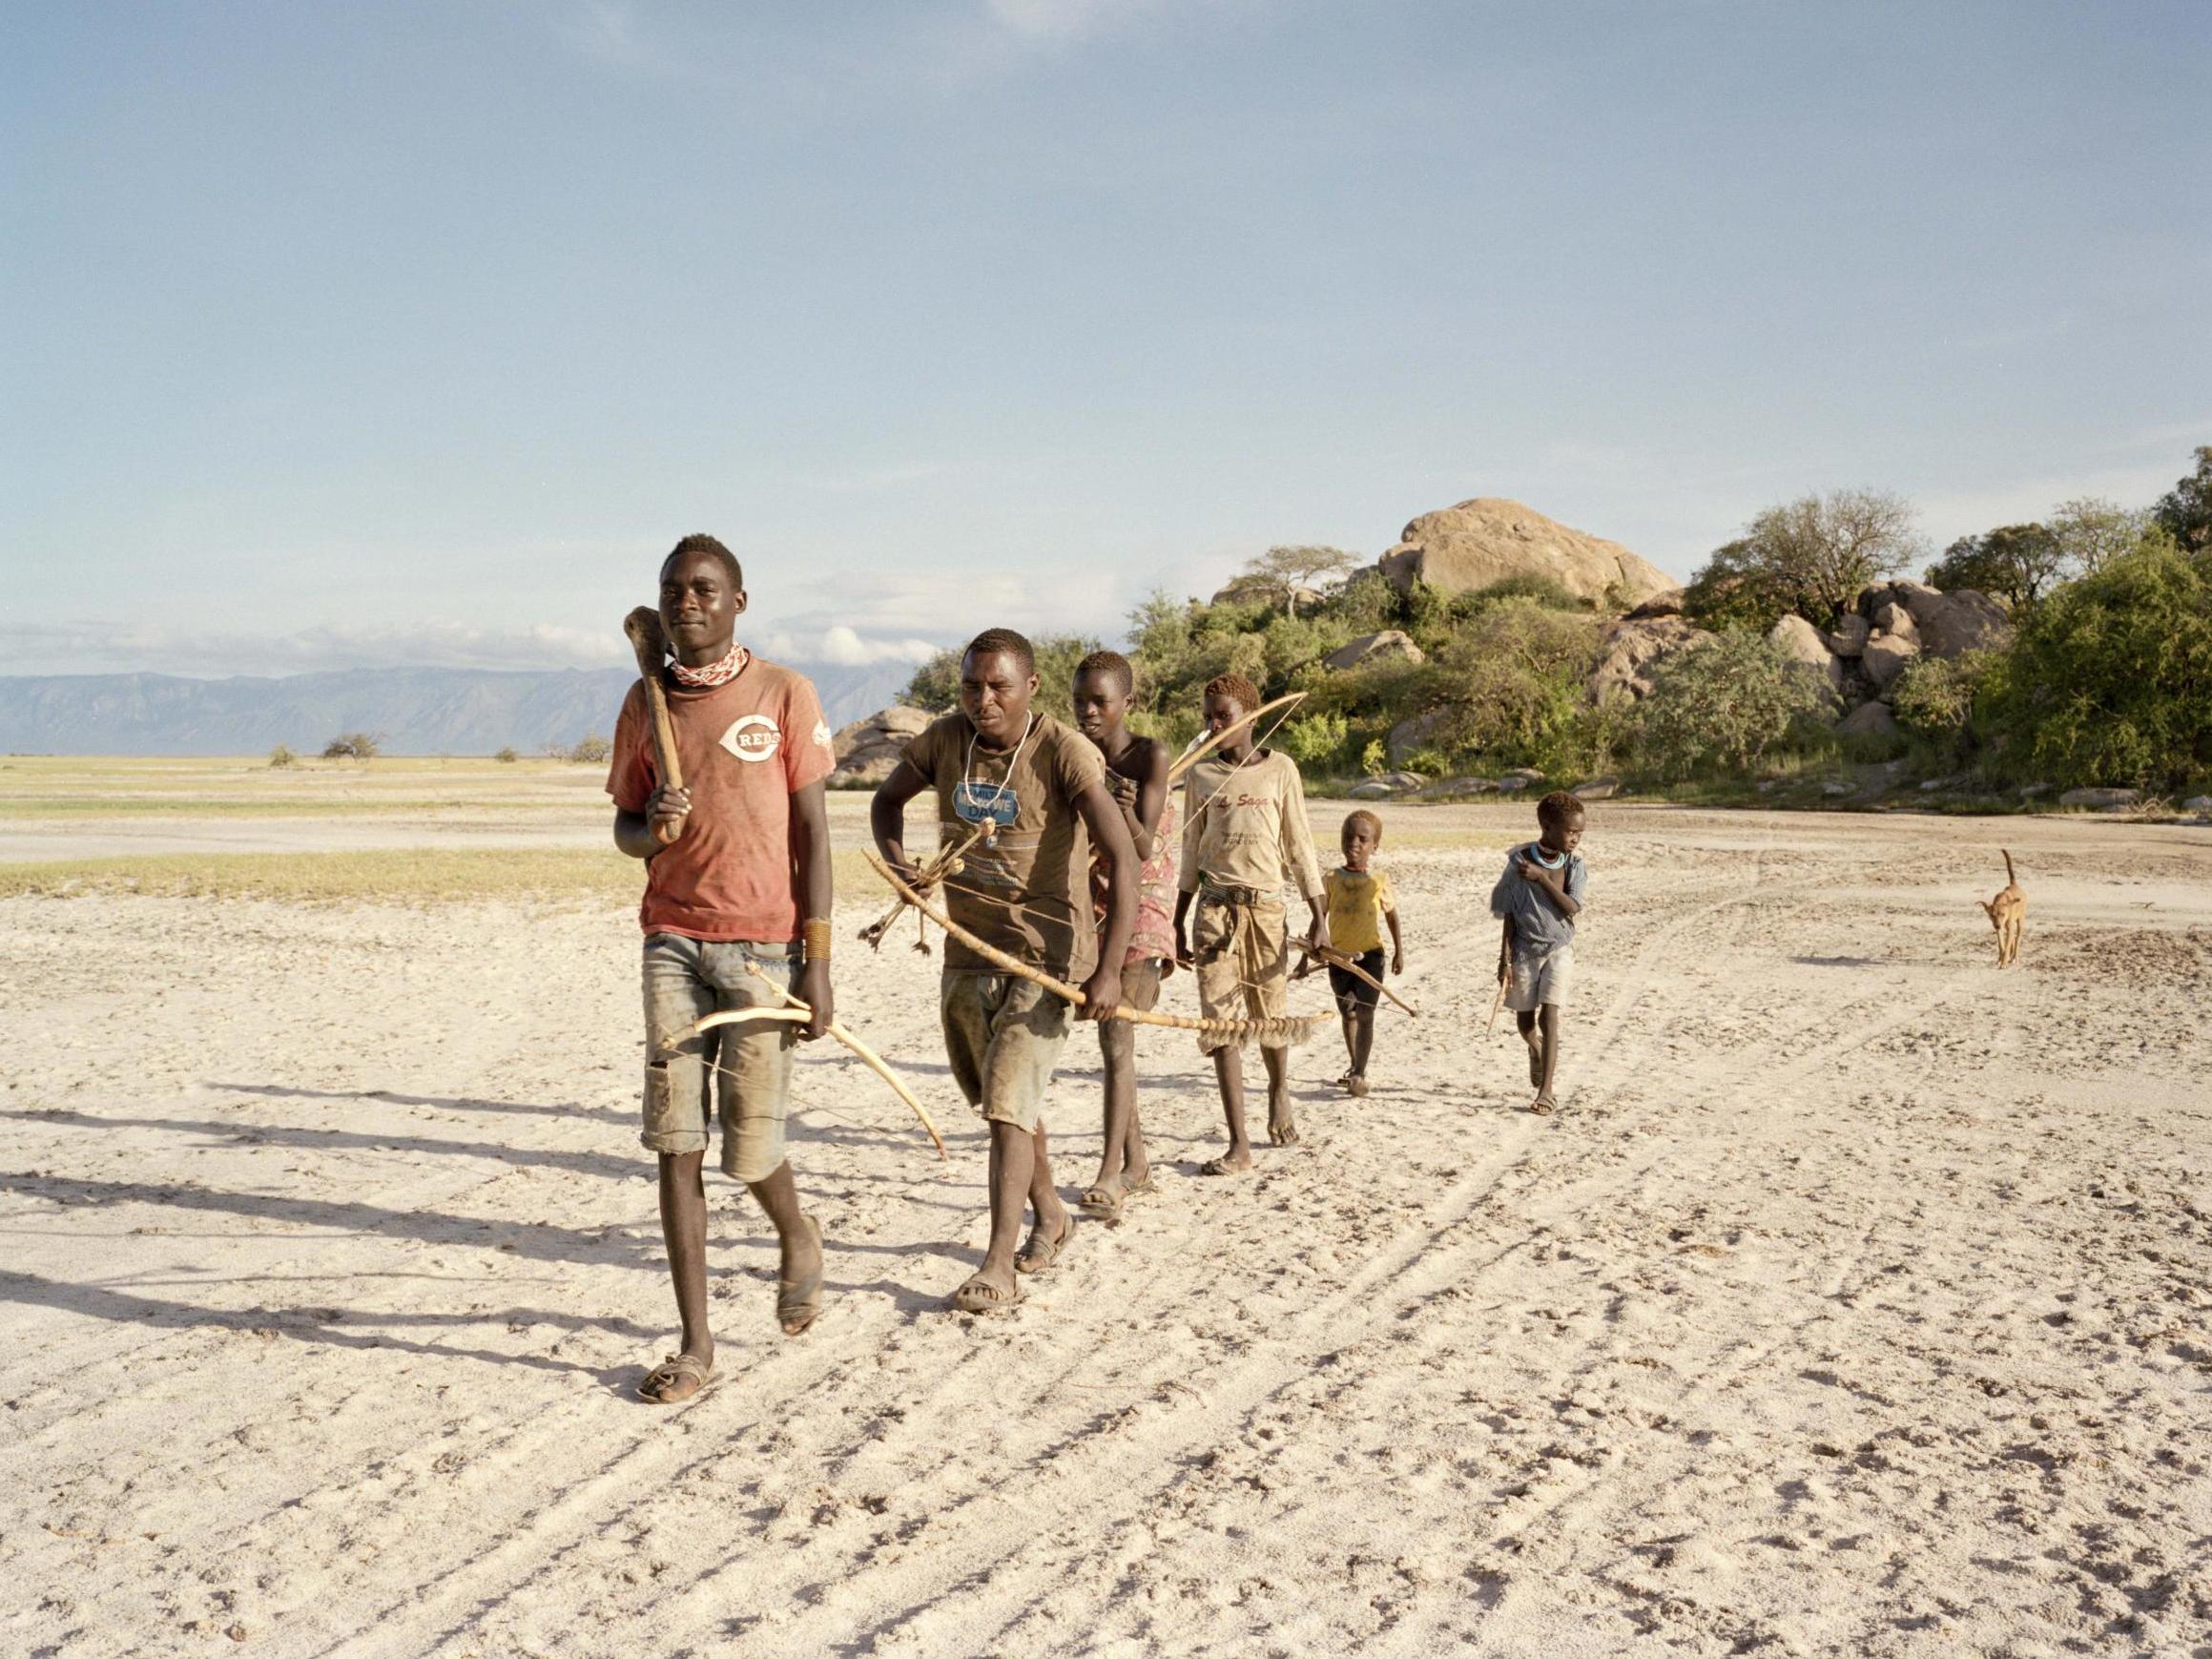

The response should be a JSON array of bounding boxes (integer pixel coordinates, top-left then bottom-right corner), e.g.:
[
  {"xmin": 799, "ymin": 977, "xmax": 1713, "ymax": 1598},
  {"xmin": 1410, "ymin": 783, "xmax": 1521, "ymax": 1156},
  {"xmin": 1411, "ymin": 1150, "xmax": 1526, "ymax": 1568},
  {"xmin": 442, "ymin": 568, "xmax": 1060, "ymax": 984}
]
[{"xmin": 3, "ymin": 1, "xmax": 2207, "ymax": 677}]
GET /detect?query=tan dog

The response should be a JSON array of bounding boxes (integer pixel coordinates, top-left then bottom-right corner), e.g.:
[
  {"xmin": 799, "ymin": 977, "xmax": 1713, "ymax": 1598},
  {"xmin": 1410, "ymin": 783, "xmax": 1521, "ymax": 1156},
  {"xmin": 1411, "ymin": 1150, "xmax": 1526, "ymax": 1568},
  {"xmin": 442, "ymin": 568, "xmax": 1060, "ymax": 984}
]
[{"xmin": 1980, "ymin": 849, "xmax": 2025, "ymax": 966}]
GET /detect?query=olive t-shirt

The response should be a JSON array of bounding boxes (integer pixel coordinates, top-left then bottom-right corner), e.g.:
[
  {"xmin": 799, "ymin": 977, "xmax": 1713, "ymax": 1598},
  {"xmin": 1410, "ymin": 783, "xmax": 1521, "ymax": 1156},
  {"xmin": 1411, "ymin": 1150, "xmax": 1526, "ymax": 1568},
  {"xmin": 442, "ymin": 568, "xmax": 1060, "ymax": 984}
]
[{"xmin": 901, "ymin": 712, "xmax": 1106, "ymax": 977}]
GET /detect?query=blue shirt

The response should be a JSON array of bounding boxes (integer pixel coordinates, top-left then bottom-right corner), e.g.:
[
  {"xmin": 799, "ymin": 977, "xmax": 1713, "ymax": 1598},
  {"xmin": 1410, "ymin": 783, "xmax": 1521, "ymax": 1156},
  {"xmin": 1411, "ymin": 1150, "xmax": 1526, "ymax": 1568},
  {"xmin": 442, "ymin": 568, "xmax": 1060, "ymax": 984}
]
[{"xmin": 1488, "ymin": 843, "xmax": 1588, "ymax": 954}]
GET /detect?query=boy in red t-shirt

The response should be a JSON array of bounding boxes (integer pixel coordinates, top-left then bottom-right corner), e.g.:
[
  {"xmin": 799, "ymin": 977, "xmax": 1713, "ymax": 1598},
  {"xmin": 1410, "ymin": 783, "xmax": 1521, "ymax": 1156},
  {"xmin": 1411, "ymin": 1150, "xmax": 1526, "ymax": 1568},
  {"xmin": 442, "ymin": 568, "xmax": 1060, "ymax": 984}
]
[{"xmin": 607, "ymin": 533, "xmax": 838, "ymax": 1403}]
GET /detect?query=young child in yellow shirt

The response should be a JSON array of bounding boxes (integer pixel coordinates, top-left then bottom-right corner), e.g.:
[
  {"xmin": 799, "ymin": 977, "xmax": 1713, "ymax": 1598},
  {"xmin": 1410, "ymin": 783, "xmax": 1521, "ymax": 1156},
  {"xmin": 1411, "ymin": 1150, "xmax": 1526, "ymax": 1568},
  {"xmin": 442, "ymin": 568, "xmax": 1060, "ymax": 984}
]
[{"xmin": 1314, "ymin": 809, "xmax": 1405, "ymax": 1097}]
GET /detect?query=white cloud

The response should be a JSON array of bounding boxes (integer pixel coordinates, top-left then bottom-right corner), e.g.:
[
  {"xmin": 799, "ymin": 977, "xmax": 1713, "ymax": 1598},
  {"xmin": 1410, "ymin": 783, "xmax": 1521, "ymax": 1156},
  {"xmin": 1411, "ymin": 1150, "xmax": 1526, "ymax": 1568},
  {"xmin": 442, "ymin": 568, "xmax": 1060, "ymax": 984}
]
[{"xmin": 755, "ymin": 625, "xmax": 941, "ymax": 667}]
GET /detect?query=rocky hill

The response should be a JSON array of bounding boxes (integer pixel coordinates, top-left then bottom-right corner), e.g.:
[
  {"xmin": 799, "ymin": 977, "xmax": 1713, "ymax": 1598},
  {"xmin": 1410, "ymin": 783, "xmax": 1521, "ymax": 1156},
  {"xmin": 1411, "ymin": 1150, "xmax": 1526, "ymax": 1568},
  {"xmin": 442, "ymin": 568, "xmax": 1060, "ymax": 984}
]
[
  {"xmin": 1376, "ymin": 497, "xmax": 1677, "ymax": 608},
  {"xmin": 0, "ymin": 660, "xmax": 916, "ymax": 756}
]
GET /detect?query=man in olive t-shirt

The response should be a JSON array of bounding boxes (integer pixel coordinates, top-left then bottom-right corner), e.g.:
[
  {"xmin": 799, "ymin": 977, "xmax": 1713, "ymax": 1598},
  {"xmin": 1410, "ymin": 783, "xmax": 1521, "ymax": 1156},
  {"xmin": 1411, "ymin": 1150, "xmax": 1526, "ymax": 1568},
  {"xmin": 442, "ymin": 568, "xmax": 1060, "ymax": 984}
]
[{"xmin": 872, "ymin": 628, "xmax": 1137, "ymax": 1315}]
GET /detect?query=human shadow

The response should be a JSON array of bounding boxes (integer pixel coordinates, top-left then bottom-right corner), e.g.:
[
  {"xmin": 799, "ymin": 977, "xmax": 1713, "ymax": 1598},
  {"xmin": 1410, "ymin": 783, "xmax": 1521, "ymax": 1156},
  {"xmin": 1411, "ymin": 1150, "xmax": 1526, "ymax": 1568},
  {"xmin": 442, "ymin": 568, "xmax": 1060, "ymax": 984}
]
[
  {"xmin": 3, "ymin": 1107, "xmax": 637, "ymax": 1182},
  {"xmin": 208, "ymin": 1081, "xmax": 631, "ymax": 1127},
  {"xmin": 0, "ymin": 1172, "xmax": 968, "ymax": 1274},
  {"xmin": 1788, "ymin": 956, "xmax": 1887, "ymax": 968},
  {"xmin": 0, "ymin": 1268, "xmax": 649, "ymax": 1383}
]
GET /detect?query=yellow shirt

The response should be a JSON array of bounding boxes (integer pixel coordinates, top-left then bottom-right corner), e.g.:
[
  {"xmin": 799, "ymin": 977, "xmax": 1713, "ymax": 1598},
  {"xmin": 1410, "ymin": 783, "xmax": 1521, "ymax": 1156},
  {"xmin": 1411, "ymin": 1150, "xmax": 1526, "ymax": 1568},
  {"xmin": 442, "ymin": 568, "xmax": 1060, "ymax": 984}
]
[{"xmin": 1324, "ymin": 866, "xmax": 1395, "ymax": 955}]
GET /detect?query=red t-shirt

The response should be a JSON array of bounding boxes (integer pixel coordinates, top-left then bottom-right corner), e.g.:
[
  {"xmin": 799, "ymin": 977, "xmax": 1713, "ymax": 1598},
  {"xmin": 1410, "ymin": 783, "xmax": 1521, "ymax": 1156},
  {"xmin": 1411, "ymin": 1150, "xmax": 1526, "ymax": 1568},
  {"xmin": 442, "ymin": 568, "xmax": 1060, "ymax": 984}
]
[{"xmin": 605, "ymin": 656, "xmax": 837, "ymax": 942}]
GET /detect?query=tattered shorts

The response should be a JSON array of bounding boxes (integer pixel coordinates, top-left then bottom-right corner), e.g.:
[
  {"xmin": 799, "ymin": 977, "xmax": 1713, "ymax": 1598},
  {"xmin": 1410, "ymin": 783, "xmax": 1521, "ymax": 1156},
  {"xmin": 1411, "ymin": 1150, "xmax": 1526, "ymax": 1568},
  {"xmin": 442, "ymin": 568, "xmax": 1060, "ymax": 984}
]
[
  {"xmin": 640, "ymin": 934, "xmax": 798, "ymax": 1180},
  {"xmin": 1504, "ymin": 944, "xmax": 1574, "ymax": 1011},
  {"xmin": 1190, "ymin": 892, "xmax": 1292, "ymax": 1054},
  {"xmin": 940, "ymin": 969, "xmax": 1072, "ymax": 1133}
]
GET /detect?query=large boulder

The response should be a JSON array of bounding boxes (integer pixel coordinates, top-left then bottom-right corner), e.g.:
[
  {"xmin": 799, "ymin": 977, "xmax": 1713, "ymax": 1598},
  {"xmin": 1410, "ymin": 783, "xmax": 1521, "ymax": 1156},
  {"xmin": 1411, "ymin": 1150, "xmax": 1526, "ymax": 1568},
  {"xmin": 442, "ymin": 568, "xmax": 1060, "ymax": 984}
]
[
  {"xmin": 830, "ymin": 705, "xmax": 932, "ymax": 787},
  {"xmin": 1768, "ymin": 614, "xmax": 1845, "ymax": 695},
  {"xmin": 1625, "ymin": 588, "xmax": 1686, "ymax": 620},
  {"xmin": 1836, "ymin": 699, "xmax": 1898, "ymax": 737},
  {"xmin": 1375, "ymin": 497, "xmax": 1676, "ymax": 610},
  {"xmin": 1860, "ymin": 631, "xmax": 1920, "ymax": 692},
  {"xmin": 1858, "ymin": 580, "xmax": 2010, "ymax": 659},
  {"xmin": 1872, "ymin": 602, "xmax": 1919, "ymax": 644},
  {"xmin": 1856, "ymin": 579, "xmax": 1943, "ymax": 622},
  {"xmin": 1323, "ymin": 629, "xmax": 1425, "ymax": 672},
  {"xmin": 1828, "ymin": 613, "xmax": 1871, "ymax": 657},
  {"xmin": 1386, "ymin": 709, "xmax": 1452, "ymax": 765},
  {"xmin": 1587, "ymin": 615, "xmax": 1707, "ymax": 703},
  {"xmin": 1912, "ymin": 589, "xmax": 2010, "ymax": 658}
]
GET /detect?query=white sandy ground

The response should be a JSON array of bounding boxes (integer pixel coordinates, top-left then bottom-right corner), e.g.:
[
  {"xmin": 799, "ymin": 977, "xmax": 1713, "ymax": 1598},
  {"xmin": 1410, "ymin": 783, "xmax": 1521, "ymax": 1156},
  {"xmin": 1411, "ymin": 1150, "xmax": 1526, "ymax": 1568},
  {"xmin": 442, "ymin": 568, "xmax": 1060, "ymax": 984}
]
[{"xmin": 2, "ymin": 803, "xmax": 2208, "ymax": 1658}]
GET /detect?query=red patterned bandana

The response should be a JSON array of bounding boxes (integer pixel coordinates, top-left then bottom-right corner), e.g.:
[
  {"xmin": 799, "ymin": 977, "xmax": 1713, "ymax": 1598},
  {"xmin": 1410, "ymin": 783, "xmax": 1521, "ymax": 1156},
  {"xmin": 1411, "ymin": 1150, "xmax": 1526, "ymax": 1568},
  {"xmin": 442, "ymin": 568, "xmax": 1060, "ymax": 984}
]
[{"xmin": 667, "ymin": 639, "xmax": 750, "ymax": 689}]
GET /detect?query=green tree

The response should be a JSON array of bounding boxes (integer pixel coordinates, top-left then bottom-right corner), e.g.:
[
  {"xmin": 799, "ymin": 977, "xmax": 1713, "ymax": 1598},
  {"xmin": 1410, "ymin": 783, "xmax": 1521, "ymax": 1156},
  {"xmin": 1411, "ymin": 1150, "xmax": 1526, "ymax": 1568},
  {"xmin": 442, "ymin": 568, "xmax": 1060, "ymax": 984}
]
[
  {"xmin": 1681, "ymin": 538, "xmax": 1792, "ymax": 632},
  {"xmin": 1979, "ymin": 540, "xmax": 2212, "ymax": 791},
  {"xmin": 1632, "ymin": 630, "xmax": 1835, "ymax": 778},
  {"xmin": 1925, "ymin": 523, "xmax": 2069, "ymax": 610},
  {"xmin": 1230, "ymin": 545, "xmax": 1360, "ymax": 617},
  {"xmin": 1889, "ymin": 652, "xmax": 1994, "ymax": 753},
  {"xmin": 1416, "ymin": 599, "xmax": 1605, "ymax": 768},
  {"xmin": 1319, "ymin": 568, "xmax": 1402, "ymax": 633},
  {"xmin": 1276, "ymin": 710, "xmax": 1350, "ymax": 769},
  {"xmin": 321, "ymin": 732, "xmax": 381, "ymax": 760},
  {"xmin": 2153, "ymin": 445, "xmax": 2212, "ymax": 552},
  {"xmin": 1688, "ymin": 490, "xmax": 1922, "ymax": 628},
  {"xmin": 899, "ymin": 635, "xmax": 1102, "ymax": 720},
  {"xmin": 902, "ymin": 649, "xmax": 961, "ymax": 713},
  {"xmin": 2048, "ymin": 496, "xmax": 2146, "ymax": 575},
  {"xmin": 567, "ymin": 733, "xmax": 612, "ymax": 764}
]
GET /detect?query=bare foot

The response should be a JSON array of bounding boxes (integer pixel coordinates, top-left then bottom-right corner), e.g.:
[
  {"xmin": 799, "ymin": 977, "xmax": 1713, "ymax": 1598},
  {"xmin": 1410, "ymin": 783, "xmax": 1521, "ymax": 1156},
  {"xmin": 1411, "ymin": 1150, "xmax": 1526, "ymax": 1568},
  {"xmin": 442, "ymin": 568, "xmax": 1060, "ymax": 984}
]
[
  {"xmin": 1199, "ymin": 1147, "xmax": 1252, "ymax": 1176},
  {"xmin": 1346, "ymin": 1074, "xmax": 1370, "ymax": 1098}
]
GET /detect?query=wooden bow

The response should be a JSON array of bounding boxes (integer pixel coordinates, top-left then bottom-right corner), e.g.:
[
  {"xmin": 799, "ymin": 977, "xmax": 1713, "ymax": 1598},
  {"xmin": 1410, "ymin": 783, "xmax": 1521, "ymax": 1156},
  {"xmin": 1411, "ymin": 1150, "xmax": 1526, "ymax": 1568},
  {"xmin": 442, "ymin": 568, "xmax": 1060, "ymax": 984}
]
[
  {"xmin": 1294, "ymin": 941, "xmax": 1420, "ymax": 1017},
  {"xmin": 1168, "ymin": 691, "xmax": 1308, "ymax": 785},
  {"xmin": 865, "ymin": 851, "xmax": 1330, "ymax": 1045},
  {"xmin": 688, "ymin": 979, "xmax": 946, "ymax": 1160}
]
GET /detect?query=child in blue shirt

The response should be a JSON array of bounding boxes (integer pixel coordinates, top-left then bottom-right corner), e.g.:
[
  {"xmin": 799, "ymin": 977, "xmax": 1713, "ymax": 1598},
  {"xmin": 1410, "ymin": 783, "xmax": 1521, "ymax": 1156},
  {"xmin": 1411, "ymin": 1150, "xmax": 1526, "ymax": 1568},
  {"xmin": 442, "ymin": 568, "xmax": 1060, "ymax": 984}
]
[{"xmin": 1488, "ymin": 791, "xmax": 1588, "ymax": 1114}]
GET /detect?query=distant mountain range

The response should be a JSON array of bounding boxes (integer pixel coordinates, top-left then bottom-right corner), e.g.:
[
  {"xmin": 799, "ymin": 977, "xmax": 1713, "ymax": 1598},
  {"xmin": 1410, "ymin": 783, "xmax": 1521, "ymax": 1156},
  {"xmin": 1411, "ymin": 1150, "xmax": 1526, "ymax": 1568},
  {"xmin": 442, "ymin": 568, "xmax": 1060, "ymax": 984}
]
[{"xmin": 0, "ymin": 661, "xmax": 918, "ymax": 757}]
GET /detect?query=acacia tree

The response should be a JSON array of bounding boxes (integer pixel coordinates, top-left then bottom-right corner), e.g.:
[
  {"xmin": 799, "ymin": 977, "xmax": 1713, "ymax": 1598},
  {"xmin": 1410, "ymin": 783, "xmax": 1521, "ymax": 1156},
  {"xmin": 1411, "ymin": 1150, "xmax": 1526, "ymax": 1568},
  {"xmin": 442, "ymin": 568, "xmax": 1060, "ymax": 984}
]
[
  {"xmin": 1735, "ymin": 489, "xmax": 1923, "ymax": 623},
  {"xmin": 2049, "ymin": 496, "xmax": 2146, "ymax": 575},
  {"xmin": 1926, "ymin": 523, "xmax": 2069, "ymax": 610},
  {"xmin": 1233, "ymin": 545, "xmax": 1360, "ymax": 618}
]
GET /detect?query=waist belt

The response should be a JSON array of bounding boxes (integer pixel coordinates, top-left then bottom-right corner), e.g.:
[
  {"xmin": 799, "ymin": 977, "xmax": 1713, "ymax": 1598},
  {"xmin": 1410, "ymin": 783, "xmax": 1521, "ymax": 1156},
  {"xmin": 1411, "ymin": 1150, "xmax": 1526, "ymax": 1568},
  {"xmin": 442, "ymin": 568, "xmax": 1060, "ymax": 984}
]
[{"xmin": 1199, "ymin": 880, "xmax": 1268, "ymax": 906}]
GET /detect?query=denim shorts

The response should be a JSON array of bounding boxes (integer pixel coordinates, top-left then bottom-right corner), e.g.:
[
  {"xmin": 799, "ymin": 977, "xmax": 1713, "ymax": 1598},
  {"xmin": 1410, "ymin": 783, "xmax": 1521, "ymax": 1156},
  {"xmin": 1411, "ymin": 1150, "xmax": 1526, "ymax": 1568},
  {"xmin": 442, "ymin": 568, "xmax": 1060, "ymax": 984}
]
[{"xmin": 641, "ymin": 934, "xmax": 799, "ymax": 1180}]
